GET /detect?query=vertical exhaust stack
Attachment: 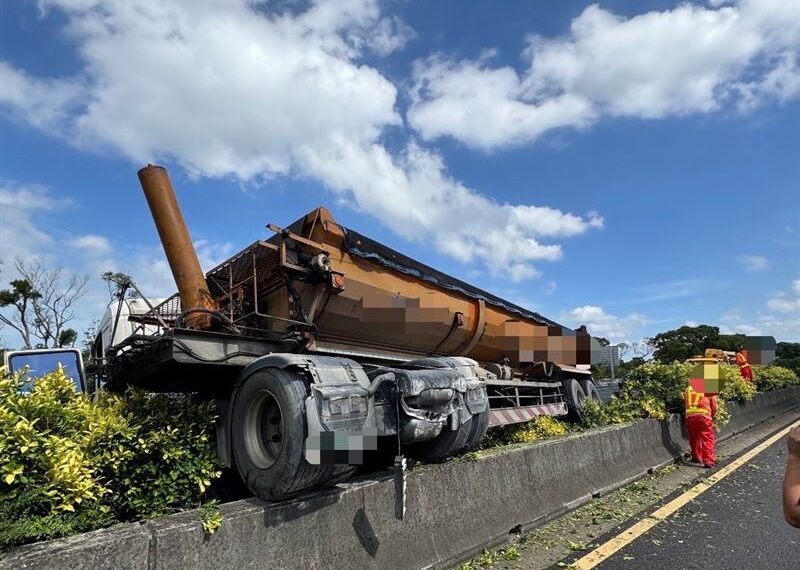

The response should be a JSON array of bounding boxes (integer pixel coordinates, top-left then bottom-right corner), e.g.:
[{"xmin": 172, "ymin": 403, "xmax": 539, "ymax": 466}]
[{"xmin": 137, "ymin": 165, "xmax": 217, "ymax": 329}]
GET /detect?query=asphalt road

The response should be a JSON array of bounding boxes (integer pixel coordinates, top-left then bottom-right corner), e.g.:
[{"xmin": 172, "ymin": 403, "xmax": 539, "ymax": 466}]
[{"xmin": 591, "ymin": 433, "xmax": 798, "ymax": 569}]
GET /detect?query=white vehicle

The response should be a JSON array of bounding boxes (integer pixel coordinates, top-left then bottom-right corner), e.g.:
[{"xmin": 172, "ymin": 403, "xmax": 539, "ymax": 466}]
[{"xmin": 91, "ymin": 297, "xmax": 165, "ymax": 362}]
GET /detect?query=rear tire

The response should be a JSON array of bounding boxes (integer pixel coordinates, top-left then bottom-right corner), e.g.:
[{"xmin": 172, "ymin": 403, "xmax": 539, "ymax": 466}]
[
  {"xmin": 580, "ymin": 379, "xmax": 602, "ymax": 404},
  {"xmin": 231, "ymin": 368, "xmax": 344, "ymax": 500},
  {"xmin": 562, "ymin": 378, "xmax": 587, "ymax": 422}
]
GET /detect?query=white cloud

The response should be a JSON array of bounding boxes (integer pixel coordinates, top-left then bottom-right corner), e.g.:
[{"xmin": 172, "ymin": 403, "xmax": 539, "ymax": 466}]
[
  {"xmin": 767, "ymin": 279, "xmax": 800, "ymax": 312},
  {"xmin": 737, "ymin": 254, "xmax": 768, "ymax": 271},
  {"xmin": 408, "ymin": 54, "xmax": 596, "ymax": 148},
  {"xmin": 0, "ymin": 178, "xmax": 234, "ymax": 348},
  {"xmin": 562, "ymin": 304, "xmax": 647, "ymax": 343},
  {"xmin": 409, "ymin": 0, "xmax": 800, "ymax": 149},
  {"xmin": 0, "ymin": 62, "xmax": 84, "ymax": 132},
  {"xmin": 70, "ymin": 235, "xmax": 112, "ymax": 256},
  {"xmin": 612, "ymin": 278, "xmax": 716, "ymax": 305},
  {"xmin": 366, "ymin": 15, "xmax": 416, "ymax": 56},
  {"xmin": 0, "ymin": 182, "xmax": 65, "ymax": 263},
  {"xmin": 0, "ymin": 0, "xmax": 602, "ymax": 280},
  {"xmin": 720, "ymin": 279, "xmax": 800, "ymax": 341}
]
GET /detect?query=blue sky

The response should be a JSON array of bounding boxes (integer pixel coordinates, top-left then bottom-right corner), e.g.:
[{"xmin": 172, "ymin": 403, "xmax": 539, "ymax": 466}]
[{"xmin": 1, "ymin": 0, "xmax": 799, "ymax": 349}]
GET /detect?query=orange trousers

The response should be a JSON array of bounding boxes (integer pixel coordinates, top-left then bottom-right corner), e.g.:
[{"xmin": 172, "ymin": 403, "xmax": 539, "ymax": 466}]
[{"xmin": 686, "ymin": 414, "xmax": 716, "ymax": 465}]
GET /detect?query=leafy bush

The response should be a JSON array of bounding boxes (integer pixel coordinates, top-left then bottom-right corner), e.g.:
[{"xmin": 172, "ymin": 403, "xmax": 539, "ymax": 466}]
[
  {"xmin": 0, "ymin": 368, "xmax": 221, "ymax": 551},
  {"xmin": 580, "ymin": 393, "xmax": 666, "ymax": 429},
  {"xmin": 714, "ymin": 399, "xmax": 730, "ymax": 428},
  {"xmin": 718, "ymin": 364, "xmax": 756, "ymax": 402},
  {"xmin": 618, "ymin": 361, "xmax": 693, "ymax": 413},
  {"xmin": 753, "ymin": 365, "xmax": 800, "ymax": 392},
  {"xmin": 773, "ymin": 357, "xmax": 800, "ymax": 379},
  {"xmin": 481, "ymin": 415, "xmax": 569, "ymax": 448},
  {"xmin": 581, "ymin": 361, "xmax": 750, "ymax": 429}
]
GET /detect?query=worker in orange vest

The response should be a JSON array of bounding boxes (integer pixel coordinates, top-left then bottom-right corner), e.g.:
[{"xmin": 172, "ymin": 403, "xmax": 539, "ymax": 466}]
[
  {"xmin": 736, "ymin": 346, "xmax": 753, "ymax": 383},
  {"xmin": 684, "ymin": 384, "xmax": 718, "ymax": 468}
]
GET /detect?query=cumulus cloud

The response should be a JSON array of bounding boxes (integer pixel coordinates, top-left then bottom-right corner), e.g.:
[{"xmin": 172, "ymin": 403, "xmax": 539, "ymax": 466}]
[
  {"xmin": 720, "ymin": 279, "xmax": 800, "ymax": 341},
  {"xmin": 0, "ymin": 0, "xmax": 602, "ymax": 280},
  {"xmin": 0, "ymin": 182, "xmax": 66, "ymax": 263},
  {"xmin": 767, "ymin": 279, "xmax": 800, "ymax": 312},
  {"xmin": 0, "ymin": 178, "xmax": 234, "ymax": 347},
  {"xmin": 409, "ymin": 0, "xmax": 800, "ymax": 149},
  {"xmin": 562, "ymin": 304, "xmax": 648, "ymax": 343},
  {"xmin": 737, "ymin": 254, "xmax": 769, "ymax": 271},
  {"xmin": 408, "ymin": 54, "xmax": 596, "ymax": 148}
]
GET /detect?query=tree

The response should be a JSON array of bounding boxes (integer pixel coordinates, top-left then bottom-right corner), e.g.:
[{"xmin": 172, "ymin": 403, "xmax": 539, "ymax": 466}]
[
  {"xmin": 0, "ymin": 279, "xmax": 41, "ymax": 349},
  {"xmin": 0, "ymin": 258, "xmax": 88, "ymax": 349},
  {"xmin": 777, "ymin": 342, "xmax": 800, "ymax": 360},
  {"xmin": 776, "ymin": 342, "xmax": 800, "ymax": 378},
  {"xmin": 648, "ymin": 325, "xmax": 722, "ymax": 362},
  {"xmin": 58, "ymin": 328, "xmax": 78, "ymax": 348},
  {"xmin": 718, "ymin": 334, "xmax": 746, "ymax": 352}
]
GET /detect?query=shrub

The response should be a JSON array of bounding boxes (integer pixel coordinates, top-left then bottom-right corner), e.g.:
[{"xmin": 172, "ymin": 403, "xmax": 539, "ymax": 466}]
[
  {"xmin": 581, "ymin": 361, "xmax": 749, "ymax": 429},
  {"xmin": 753, "ymin": 365, "xmax": 800, "ymax": 392},
  {"xmin": 714, "ymin": 399, "xmax": 730, "ymax": 428},
  {"xmin": 719, "ymin": 364, "xmax": 756, "ymax": 402},
  {"xmin": 773, "ymin": 357, "xmax": 800, "ymax": 379},
  {"xmin": 580, "ymin": 390, "xmax": 668, "ymax": 429},
  {"xmin": 616, "ymin": 361, "xmax": 692, "ymax": 414},
  {"xmin": 0, "ymin": 368, "xmax": 221, "ymax": 551},
  {"xmin": 481, "ymin": 415, "xmax": 569, "ymax": 448}
]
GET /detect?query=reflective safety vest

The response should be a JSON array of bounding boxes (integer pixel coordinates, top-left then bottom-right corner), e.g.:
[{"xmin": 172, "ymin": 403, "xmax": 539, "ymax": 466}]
[
  {"xmin": 685, "ymin": 386, "xmax": 712, "ymax": 417},
  {"xmin": 736, "ymin": 351, "xmax": 751, "ymax": 369}
]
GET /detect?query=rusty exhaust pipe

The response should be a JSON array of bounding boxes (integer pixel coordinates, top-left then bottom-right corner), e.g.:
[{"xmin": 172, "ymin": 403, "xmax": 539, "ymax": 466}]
[{"xmin": 138, "ymin": 165, "xmax": 217, "ymax": 328}]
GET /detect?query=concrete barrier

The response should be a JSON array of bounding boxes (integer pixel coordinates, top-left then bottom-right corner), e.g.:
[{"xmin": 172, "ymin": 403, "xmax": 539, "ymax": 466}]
[{"xmin": 4, "ymin": 388, "xmax": 799, "ymax": 570}]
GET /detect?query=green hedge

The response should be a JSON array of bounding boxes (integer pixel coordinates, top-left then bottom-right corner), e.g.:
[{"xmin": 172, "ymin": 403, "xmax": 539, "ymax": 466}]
[
  {"xmin": 0, "ymin": 368, "xmax": 221, "ymax": 551},
  {"xmin": 3, "ymin": 360, "xmax": 798, "ymax": 551},
  {"xmin": 582, "ymin": 362, "xmax": 797, "ymax": 429}
]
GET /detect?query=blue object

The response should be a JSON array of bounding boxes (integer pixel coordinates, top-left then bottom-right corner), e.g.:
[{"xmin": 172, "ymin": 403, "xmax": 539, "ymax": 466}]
[{"xmin": 6, "ymin": 349, "xmax": 85, "ymax": 392}]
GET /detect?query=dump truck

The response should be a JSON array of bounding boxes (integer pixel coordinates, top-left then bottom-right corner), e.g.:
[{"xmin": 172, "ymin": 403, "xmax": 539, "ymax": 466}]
[{"xmin": 76, "ymin": 165, "xmax": 600, "ymax": 500}]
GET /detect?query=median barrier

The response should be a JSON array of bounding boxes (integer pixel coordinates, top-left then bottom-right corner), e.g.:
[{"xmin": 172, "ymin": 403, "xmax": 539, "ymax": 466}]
[{"xmin": 4, "ymin": 387, "xmax": 799, "ymax": 570}]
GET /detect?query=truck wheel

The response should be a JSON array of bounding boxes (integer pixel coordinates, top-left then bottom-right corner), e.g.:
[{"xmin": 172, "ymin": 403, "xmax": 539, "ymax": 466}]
[
  {"xmin": 562, "ymin": 378, "xmax": 587, "ymax": 422},
  {"xmin": 406, "ymin": 416, "xmax": 473, "ymax": 463},
  {"xmin": 460, "ymin": 410, "xmax": 490, "ymax": 453},
  {"xmin": 580, "ymin": 379, "xmax": 602, "ymax": 404},
  {"xmin": 231, "ymin": 368, "xmax": 339, "ymax": 500}
]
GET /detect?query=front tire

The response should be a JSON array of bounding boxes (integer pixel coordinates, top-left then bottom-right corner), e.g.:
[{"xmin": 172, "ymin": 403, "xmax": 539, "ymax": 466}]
[{"xmin": 231, "ymin": 368, "xmax": 341, "ymax": 500}]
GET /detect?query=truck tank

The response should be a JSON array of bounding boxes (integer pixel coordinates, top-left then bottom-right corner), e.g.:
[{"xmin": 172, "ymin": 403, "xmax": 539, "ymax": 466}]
[{"xmin": 193, "ymin": 206, "xmax": 592, "ymax": 378}]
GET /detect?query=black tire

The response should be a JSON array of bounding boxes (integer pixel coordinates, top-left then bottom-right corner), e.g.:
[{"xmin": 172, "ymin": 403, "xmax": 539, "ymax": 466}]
[
  {"xmin": 406, "ymin": 416, "xmax": 473, "ymax": 463},
  {"xmin": 562, "ymin": 378, "xmax": 587, "ymax": 422},
  {"xmin": 580, "ymin": 379, "xmax": 602, "ymax": 404},
  {"xmin": 461, "ymin": 409, "xmax": 490, "ymax": 453},
  {"xmin": 231, "ymin": 368, "xmax": 343, "ymax": 500}
]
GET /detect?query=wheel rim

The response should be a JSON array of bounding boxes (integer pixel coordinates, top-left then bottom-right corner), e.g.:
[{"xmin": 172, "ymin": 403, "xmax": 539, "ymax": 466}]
[{"xmin": 243, "ymin": 389, "xmax": 284, "ymax": 469}]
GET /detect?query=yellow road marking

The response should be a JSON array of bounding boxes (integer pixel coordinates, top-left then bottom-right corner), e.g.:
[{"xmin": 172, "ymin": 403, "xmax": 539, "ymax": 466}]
[{"xmin": 571, "ymin": 418, "xmax": 800, "ymax": 570}]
